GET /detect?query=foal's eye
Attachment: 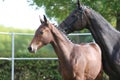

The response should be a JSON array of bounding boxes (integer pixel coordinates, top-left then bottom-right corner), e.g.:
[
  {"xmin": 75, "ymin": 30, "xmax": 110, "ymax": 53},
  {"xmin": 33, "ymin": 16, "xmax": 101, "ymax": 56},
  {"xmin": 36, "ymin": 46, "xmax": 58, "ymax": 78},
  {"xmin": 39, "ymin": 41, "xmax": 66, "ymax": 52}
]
[{"xmin": 39, "ymin": 31, "xmax": 43, "ymax": 35}]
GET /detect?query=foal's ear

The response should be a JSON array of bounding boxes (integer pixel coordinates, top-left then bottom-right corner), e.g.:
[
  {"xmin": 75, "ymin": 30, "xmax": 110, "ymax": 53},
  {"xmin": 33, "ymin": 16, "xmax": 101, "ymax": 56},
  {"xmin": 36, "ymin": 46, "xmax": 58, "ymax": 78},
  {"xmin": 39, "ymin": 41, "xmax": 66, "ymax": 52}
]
[
  {"xmin": 77, "ymin": 0, "xmax": 82, "ymax": 9},
  {"xmin": 39, "ymin": 15, "xmax": 44, "ymax": 23},
  {"xmin": 77, "ymin": 0, "xmax": 80, "ymax": 8},
  {"xmin": 43, "ymin": 15, "xmax": 49, "ymax": 27},
  {"xmin": 43, "ymin": 15, "xmax": 48, "ymax": 23}
]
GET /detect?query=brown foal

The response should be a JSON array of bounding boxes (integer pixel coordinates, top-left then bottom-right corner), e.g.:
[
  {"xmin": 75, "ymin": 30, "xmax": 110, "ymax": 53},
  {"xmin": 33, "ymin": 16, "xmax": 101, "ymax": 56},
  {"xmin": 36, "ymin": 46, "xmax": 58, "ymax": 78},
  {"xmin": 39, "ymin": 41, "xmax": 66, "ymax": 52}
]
[{"xmin": 28, "ymin": 15, "xmax": 102, "ymax": 80}]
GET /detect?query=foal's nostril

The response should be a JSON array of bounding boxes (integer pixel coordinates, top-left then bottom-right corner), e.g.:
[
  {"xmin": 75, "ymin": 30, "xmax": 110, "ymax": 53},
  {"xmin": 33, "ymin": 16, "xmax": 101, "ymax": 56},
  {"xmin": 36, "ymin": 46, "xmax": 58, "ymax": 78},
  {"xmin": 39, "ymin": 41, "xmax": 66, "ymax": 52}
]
[{"xmin": 28, "ymin": 47, "xmax": 32, "ymax": 52}]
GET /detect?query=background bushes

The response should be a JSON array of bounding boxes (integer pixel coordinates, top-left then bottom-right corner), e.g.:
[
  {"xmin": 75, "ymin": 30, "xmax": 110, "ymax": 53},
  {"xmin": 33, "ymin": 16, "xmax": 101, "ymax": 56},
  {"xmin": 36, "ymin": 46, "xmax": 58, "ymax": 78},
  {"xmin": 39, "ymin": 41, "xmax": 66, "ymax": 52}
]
[{"xmin": 0, "ymin": 60, "xmax": 62, "ymax": 80}]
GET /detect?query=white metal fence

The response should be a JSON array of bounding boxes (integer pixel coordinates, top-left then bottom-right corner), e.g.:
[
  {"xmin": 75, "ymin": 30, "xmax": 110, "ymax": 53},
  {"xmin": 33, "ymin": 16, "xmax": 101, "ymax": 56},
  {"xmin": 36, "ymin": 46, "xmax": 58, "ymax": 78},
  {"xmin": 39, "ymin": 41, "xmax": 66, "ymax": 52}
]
[{"xmin": 0, "ymin": 32, "xmax": 92, "ymax": 80}]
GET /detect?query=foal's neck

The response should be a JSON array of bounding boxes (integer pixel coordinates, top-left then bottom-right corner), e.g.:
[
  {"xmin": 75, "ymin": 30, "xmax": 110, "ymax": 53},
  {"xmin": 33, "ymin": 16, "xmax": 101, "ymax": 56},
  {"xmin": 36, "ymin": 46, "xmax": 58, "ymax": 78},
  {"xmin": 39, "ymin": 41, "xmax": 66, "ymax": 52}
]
[{"xmin": 50, "ymin": 25, "xmax": 74, "ymax": 62}]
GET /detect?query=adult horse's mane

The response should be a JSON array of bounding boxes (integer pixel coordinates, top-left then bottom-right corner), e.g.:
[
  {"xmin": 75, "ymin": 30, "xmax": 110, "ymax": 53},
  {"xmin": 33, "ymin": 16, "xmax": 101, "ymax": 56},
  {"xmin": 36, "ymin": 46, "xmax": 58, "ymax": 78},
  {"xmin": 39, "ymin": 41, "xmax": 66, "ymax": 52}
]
[{"xmin": 87, "ymin": 6, "xmax": 120, "ymax": 33}]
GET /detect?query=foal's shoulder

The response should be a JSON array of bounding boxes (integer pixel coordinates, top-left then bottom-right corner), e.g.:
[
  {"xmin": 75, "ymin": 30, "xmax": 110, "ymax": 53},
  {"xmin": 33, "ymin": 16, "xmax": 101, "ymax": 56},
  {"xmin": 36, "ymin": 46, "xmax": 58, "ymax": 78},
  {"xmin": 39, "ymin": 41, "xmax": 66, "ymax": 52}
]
[{"xmin": 89, "ymin": 42, "xmax": 101, "ymax": 53}]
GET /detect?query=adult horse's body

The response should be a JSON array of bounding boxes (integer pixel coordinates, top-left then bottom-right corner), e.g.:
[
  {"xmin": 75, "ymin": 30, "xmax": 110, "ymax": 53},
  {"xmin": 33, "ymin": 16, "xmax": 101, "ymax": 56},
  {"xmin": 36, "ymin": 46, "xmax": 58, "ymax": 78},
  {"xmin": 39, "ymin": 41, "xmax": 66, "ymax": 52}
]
[
  {"xmin": 28, "ymin": 16, "xmax": 102, "ymax": 80},
  {"xmin": 58, "ymin": 0, "xmax": 120, "ymax": 80}
]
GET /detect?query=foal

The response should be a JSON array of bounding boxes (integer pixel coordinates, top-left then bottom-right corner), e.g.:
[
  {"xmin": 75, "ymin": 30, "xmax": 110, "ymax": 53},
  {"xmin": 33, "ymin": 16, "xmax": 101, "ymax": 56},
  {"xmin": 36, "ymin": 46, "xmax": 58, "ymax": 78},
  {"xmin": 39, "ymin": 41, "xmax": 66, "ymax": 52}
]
[{"xmin": 28, "ymin": 16, "xmax": 102, "ymax": 80}]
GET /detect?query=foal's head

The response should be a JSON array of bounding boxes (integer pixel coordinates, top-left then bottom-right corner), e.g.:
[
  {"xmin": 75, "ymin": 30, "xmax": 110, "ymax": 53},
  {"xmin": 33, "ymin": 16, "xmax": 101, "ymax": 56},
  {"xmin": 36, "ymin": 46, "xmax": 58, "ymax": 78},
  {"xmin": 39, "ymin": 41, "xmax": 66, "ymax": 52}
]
[
  {"xmin": 28, "ymin": 15, "xmax": 53, "ymax": 53},
  {"xmin": 59, "ymin": 0, "xmax": 88, "ymax": 33}
]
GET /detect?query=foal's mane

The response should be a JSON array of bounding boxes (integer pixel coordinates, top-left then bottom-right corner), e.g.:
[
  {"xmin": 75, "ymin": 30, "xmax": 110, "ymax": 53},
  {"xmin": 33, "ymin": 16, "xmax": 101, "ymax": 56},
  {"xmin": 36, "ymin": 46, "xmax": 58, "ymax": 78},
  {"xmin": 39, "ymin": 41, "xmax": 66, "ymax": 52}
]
[{"xmin": 51, "ymin": 23, "xmax": 73, "ymax": 43}]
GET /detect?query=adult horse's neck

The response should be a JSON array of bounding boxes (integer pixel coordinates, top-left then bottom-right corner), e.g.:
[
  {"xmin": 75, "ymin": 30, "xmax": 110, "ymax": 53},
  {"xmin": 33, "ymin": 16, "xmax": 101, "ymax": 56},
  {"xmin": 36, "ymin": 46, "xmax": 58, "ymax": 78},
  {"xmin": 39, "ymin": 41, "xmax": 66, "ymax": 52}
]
[
  {"xmin": 50, "ymin": 25, "xmax": 74, "ymax": 64},
  {"xmin": 86, "ymin": 8, "xmax": 120, "ymax": 75},
  {"xmin": 86, "ymin": 9, "xmax": 120, "ymax": 56}
]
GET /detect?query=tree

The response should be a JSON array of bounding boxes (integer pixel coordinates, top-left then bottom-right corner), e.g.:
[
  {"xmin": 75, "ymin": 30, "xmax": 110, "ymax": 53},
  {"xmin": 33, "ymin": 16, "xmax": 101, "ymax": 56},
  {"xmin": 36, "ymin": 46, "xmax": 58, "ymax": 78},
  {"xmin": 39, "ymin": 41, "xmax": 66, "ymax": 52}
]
[
  {"xmin": 28, "ymin": 0, "xmax": 76, "ymax": 23},
  {"xmin": 28, "ymin": 0, "xmax": 120, "ymax": 30},
  {"xmin": 93, "ymin": 0, "xmax": 120, "ymax": 30}
]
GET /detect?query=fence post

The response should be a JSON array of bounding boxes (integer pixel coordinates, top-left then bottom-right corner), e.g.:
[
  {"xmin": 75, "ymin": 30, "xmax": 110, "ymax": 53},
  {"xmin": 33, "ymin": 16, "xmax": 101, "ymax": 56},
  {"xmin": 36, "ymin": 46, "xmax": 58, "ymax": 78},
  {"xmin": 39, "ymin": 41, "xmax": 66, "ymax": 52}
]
[{"xmin": 11, "ymin": 33, "xmax": 15, "ymax": 80}]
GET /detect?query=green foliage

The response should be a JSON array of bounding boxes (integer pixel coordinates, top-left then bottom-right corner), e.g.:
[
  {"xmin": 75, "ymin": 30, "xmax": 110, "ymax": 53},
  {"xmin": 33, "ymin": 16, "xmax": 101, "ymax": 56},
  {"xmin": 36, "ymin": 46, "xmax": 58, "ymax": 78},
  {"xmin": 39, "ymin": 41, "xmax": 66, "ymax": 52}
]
[
  {"xmin": 14, "ymin": 60, "xmax": 62, "ymax": 80},
  {"xmin": 28, "ymin": 0, "xmax": 76, "ymax": 23},
  {"xmin": 0, "ymin": 34, "xmax": 11, "ymax": 57},
  {"xmin": 0, "ymin": 60, "xmax": 62, "ymax": 80},
  {"xmin": 0, "ymin": 61, "xmax": 11, "ymax": 80},
  {"xmin": 68, "ymin": 34, "xmax": 93, "ymax": 44}
]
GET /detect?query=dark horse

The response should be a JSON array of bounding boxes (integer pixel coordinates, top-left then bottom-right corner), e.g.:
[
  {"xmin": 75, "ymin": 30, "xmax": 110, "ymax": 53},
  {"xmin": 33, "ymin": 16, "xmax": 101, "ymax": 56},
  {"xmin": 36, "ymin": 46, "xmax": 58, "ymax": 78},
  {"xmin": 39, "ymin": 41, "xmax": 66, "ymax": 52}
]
[
  {"xmin": 28, "ymin": 15, "xmax": 102, "ymax": 80},
  {"xmin": 58, "ymin": 0, "xmax": 120, "ymax": 80}
]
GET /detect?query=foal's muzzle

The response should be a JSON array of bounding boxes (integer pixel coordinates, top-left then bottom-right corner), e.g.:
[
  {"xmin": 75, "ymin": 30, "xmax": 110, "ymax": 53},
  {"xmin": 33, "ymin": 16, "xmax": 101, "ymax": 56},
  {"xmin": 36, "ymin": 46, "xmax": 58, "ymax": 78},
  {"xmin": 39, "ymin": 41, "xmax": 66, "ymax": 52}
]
[{"xmin": 28, "ymin": 46, "xmax": 36, "ymax": 53}]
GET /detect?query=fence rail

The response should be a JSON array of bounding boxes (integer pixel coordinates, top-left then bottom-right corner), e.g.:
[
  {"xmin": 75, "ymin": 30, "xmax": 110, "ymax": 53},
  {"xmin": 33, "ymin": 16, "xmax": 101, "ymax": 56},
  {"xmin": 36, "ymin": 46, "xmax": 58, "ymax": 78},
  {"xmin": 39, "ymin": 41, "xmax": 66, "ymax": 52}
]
[{"xmin": 0, "ymin": 32, "xmax": 91, "ymax": 80}]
